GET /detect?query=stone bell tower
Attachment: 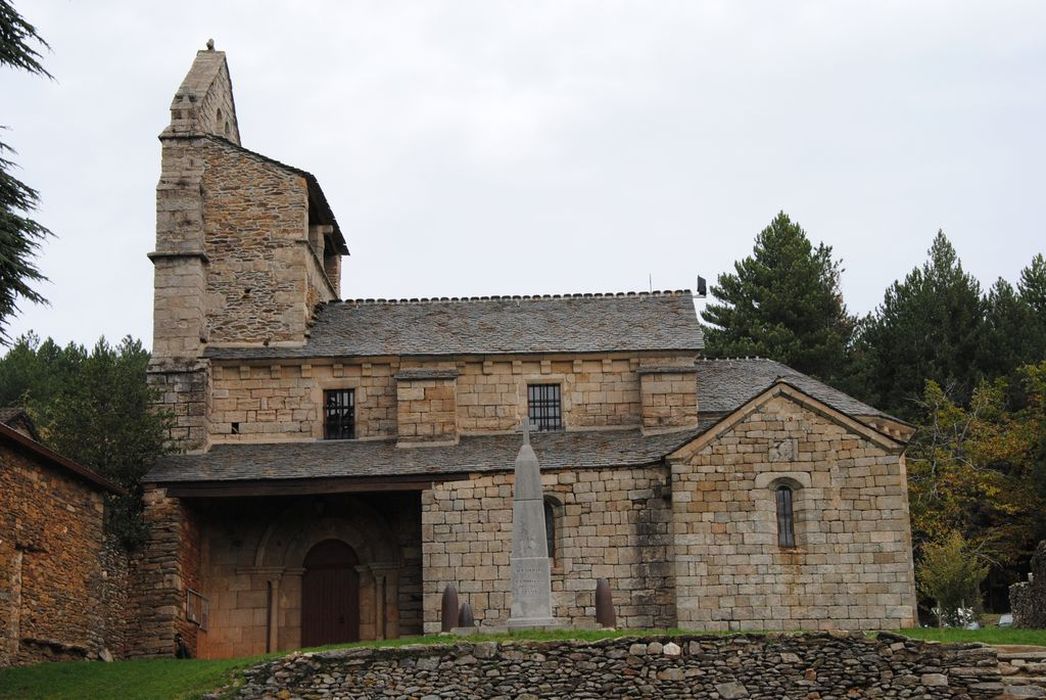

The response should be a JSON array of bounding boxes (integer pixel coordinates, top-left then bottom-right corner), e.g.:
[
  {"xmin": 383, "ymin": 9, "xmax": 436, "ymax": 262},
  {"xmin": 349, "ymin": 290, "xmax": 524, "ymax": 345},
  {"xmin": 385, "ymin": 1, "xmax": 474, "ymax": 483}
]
[{"xmin": 147, "ymin": 43, "xmax": 347, "ymax": 452}]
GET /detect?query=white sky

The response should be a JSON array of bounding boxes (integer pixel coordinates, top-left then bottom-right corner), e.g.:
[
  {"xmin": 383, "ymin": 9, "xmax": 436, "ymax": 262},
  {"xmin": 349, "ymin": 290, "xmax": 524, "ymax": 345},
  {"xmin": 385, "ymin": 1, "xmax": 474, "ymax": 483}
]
[{"xmin": 2, "ymin": 1, "xmax": 1044, "ymax": 349}]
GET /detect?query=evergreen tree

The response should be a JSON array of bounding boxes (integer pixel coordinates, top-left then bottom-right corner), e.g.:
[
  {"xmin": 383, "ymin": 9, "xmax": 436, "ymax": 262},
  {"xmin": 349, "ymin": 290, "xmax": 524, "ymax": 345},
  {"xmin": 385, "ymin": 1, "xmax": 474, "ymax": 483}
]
[
  {"xmin": 701, "ymin": 211, "xmax": 854, "ymax": 381},
  {"xmin": 1018, "ymin": 253, "xmax": 1046, "ymax": 316},
  {"xmin": 1017, "ymin": 253, "xmax": 1046, "ymax": 359},
  {"xmin": 0, "ymin": 1, "xmax": 52, "ymax": 343},
  {"xmin": 0, "ymin": 334, "xmax": 172, "ymax": 547},
  {"xmin": 851, "ymin": 232, "xmax": 984, "ymax": 418},
  {"xmin": 979, "ymin": 278, "xmax": 1040, "ymax": 380}
]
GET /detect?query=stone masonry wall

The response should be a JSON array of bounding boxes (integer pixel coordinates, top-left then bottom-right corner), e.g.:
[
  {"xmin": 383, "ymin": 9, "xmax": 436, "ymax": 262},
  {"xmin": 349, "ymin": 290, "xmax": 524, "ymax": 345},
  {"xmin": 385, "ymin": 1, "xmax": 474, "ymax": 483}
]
[
  {"xmin": 127, "ymin": 488, "xmax": 202, "ymax": 658},
  {"xmin": 164, "ymin": 49, "xmax": 241, "ymax": 144},
  {"xmin": 0, "ymin": 443, "xmax": 110, "ymax": 666},
  {"xmin": 150, "ymin": 135, "xmax": 209, "ymax": 359},
  {"xmin": 396, "ymin": 376, "xmax": 458, "ymax": 444},
  {"xmin": 206, "ymin": 352, "xmax": 696, "ymax": 444},
  {"xmin": 639, "ymin": 367, "xmax": 699, "ymax": 432},
  {"xmin": 228, "ymin": 633, "xmax": 1004, "ymax": 700},
  {"xmin": 149, "ymin": 358, "xmax": 210, "ymax": 452},
  {"xmin": 201, "ymin": 138, "xmax": 330, "ymax": 346},
  {"xmin": 421, "ymin": 465, "xmax": 675, "ymax": 633},
  {"xmin": 210, "ymin": 361, "xmax": 397, "ymax": 440},
  {"xmin": 673, "ymin": 392, "xmax": 916, "ymax": 631}
]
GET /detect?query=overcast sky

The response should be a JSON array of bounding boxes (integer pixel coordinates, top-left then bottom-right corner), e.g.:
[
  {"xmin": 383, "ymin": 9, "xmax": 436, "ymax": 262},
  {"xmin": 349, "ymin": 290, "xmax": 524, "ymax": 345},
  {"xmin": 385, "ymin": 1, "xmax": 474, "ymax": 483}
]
[{"xmin": 2, "ymin": 1, "xmax": 1044, "ymax": 349}]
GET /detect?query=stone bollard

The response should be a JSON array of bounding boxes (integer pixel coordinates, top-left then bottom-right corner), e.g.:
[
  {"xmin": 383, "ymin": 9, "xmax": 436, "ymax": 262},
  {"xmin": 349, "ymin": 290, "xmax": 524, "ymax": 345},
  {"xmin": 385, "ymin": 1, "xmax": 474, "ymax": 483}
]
[
  {"xmin": 441, "ymin": 584, "xmax": 459, "ymax": 633},
  {"xmin": 595, "ymin": 578, "xmax": 617, "ymax": 628},
  {"xmin": 458, "ymin": 601, "xmax": 475, "ymax": 628}
]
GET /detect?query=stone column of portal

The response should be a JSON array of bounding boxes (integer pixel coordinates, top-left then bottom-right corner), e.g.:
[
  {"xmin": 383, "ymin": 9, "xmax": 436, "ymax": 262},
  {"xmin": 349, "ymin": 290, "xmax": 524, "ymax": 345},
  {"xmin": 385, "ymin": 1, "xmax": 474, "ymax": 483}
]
[{"xmin": 507, "ymin": 420, "xmax": 555, "ymax": 628}]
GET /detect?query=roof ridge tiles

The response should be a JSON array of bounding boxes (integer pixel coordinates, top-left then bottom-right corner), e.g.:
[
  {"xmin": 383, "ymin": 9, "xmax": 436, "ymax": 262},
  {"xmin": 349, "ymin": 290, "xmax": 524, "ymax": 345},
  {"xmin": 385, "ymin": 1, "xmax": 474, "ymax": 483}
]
[{"xmin": 337, "ymin": 289, "xmax": 693, "ymax": 306}]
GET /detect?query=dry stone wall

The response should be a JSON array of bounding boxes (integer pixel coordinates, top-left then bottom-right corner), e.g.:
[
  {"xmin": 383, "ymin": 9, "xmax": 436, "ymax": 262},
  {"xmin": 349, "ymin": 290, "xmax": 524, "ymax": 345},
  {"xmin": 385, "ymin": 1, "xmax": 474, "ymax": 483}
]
[
  {"xmin": 1010, "ymin": 539, "xmax": 1046, "ymax": 629},
  {"xmin": 422, "ymin": 465, "xmax": 675, "ymax": 633},
  {"xmin": 223, "ymin": 632, "xmax": 1004, "ymax": 700},
  {"xmin": 672, "ymin": 391, "xmax": 916, "ymax": 631}
]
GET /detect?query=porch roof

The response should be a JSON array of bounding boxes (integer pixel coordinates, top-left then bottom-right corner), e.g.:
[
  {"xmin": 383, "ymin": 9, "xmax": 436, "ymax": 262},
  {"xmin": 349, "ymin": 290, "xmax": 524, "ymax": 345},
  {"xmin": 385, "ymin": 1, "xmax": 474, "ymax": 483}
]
[{"xmin": 146, "ymin": 423, "xmax": 715, "ymax": 487}]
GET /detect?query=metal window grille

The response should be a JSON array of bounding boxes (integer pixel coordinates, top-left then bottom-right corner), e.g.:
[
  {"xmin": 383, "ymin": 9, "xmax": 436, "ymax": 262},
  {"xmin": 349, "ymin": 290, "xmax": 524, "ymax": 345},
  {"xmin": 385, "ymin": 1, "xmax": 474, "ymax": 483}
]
[
  {"xmin": 324, "ymin": 389, "xmax": 356, "ymax": 439},
  {"xmin": 776, "ymin": 485, "xmax": 796, "ymax": 548},
  {"xmin": 528, "ymin": 384, "xmax": 562, "ymax": 432},
  {"xmin": 186, "ymin": 588, "xmax": 209, "ymax": 631}
]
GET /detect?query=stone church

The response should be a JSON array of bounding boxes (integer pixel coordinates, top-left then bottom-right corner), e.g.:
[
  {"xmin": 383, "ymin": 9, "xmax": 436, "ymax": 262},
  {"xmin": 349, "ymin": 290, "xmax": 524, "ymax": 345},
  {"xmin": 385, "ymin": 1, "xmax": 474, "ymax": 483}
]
[{"xmin": 137, "ymin": 47, "xmax": 918, "ymax": 660}]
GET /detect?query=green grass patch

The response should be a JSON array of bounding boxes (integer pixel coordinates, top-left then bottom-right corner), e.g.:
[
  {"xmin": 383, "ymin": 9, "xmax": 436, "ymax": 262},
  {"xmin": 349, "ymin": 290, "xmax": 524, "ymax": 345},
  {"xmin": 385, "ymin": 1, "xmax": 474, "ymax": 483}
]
[
  {"xmin": 0, "ymin": 656, "xmax": 269, "ymax": 700},
  {"xmin": 898, "ymin": 627, "xmax": 1046, "ymax": 647}
]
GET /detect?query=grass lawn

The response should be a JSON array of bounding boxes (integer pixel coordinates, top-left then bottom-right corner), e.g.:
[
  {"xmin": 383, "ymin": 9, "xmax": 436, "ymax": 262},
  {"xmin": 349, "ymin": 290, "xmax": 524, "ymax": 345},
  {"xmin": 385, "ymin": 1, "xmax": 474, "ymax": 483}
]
[
  {"xmin": 0, "ymin": 656, "xmax": 265, "ymax": 700},
  {"xmin": 898, "ymin": 627, "xmax": 1046, "ymax": 647},
  {"xmin": 3, "ymin": 627, "xmax": 1043, "ymax": 700}
]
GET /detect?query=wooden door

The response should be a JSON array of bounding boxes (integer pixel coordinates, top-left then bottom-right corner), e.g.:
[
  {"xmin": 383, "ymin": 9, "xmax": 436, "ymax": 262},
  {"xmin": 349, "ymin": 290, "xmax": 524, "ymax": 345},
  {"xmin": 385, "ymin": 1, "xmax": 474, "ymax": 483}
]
[{"xmin": 301, "ymin": 539, "xmax": 360, "ymax": 647}]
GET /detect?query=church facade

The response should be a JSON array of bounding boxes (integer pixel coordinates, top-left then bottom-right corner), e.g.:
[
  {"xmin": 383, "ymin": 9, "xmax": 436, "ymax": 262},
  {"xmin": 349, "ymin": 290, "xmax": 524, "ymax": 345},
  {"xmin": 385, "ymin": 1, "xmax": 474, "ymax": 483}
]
[{"xmin": 137, "ymin": 48, "xmax": 917, "ymax": 660}]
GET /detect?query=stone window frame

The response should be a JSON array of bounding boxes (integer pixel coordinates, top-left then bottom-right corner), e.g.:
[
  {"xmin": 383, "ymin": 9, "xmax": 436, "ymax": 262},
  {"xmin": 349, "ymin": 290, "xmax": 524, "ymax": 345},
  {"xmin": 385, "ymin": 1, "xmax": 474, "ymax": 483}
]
[
  {"xmin": 523, "ymin": 378, "xmax": 570, "ymax": 432},
  {"xmin": 775, "ymin": 484, "xmax": 796, "ymax": 548},
  {"xmin": 756, "ymin": 472, "xmax": 810, "ymax": 551},
  {"xmin": 314, "ymin": 378, "xmax": 365, "ymax": 440},
  {"xmin": 516, "ymin": 372, "xmax": 573, "ymax": 432}
]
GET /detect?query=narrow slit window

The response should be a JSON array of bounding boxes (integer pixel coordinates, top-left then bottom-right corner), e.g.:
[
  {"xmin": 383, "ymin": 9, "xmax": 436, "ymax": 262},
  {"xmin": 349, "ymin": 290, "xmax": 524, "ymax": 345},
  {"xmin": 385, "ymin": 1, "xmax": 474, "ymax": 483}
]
[
  {"xmin": 324, "ymin": 389, "xmax": 355, "ymax": 439},
  {"xmin": 544, "ymin": 498, "xmax": 557, "ymax": 561},
  {"xmin": 528, "ymin": 384, "xmax": 562, "ymax": 432},
  {"xmin": 776, "ymin": 485, "xmax": 796, "ymax": 548}
]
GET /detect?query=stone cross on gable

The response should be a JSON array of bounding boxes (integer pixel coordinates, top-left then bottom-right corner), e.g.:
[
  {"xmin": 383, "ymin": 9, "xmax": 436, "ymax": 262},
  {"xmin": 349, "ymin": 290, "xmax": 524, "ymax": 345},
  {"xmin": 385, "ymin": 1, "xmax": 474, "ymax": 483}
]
[{"xmin": 521, "ymin": 417, "xmax": 534, "ymax": 445}]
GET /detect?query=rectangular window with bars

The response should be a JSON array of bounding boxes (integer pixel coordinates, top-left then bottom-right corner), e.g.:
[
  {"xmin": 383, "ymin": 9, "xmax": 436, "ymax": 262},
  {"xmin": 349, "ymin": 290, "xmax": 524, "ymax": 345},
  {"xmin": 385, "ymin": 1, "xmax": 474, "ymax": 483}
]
[
  {"xmin": 527, "ymin": 384, "xmax": 563, "ymax": 432},
  {"xmin": 324, "ymin": 388, "xmax": 356, "ymax": 439}
]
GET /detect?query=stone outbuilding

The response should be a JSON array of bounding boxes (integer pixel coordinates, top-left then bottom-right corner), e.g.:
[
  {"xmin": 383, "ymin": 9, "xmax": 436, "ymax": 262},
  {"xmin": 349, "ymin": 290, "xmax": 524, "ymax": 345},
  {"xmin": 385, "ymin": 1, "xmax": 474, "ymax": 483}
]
[
  {"xmin": 0, "ymin": 412, "xmax": 124, "ymax": 666},
  {"xmin": 135, "ymin": 47, "xmax": 919, "ymax": 660}
]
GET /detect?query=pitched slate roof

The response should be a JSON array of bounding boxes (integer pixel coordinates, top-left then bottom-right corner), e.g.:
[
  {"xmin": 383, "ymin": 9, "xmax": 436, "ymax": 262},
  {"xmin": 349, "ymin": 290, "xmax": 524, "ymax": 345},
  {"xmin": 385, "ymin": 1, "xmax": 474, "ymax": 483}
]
[
  {"xmin": 203, "ymin": 291, "xmax": 703, "ymax": 360},
  {"xmin": 146, "ymin": 423, "xmax": 716, "ymax": 484},
  {"xmin": 696, "ymin": 358, "xmax": 885, "ymax": 417}
]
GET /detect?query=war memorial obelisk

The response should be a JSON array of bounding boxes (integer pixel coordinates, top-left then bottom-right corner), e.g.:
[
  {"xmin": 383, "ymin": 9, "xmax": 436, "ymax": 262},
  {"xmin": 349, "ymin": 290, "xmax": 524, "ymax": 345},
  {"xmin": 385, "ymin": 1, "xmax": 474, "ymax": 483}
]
[{"xmin": 507, "ymin": 419, "xmax": 555, "ymax": 628}]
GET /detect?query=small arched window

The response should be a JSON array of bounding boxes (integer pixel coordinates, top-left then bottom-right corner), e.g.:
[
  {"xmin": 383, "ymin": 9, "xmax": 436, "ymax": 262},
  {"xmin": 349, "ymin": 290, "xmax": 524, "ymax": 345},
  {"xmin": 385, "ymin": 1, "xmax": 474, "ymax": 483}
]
[
  {"xmin": 775, "ymin": 484, "xmax": 796, "ymax": 548},
  {"xmin": 544, "ymin": 498, "xmax": 556, "ymax": 561}
]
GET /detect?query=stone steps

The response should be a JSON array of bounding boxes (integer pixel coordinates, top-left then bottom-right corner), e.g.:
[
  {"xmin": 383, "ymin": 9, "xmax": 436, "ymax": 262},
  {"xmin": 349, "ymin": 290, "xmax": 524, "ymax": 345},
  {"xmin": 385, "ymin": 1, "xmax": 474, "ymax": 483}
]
[{"xmin": 997, "ymin": 646, "xmax": 1046, "ymax": 699}]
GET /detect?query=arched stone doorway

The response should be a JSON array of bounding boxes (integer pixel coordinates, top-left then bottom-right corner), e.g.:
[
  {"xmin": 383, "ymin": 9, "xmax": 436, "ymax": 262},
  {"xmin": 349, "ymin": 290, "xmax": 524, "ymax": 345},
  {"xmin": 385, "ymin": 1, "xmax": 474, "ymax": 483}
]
[
  {"xmin": 247, "ymin": 497, "xmax": 406, "ymax": 649},
  {"xmin": 301, "ymin": 539, "xmax": 360, "ymax": 646}
]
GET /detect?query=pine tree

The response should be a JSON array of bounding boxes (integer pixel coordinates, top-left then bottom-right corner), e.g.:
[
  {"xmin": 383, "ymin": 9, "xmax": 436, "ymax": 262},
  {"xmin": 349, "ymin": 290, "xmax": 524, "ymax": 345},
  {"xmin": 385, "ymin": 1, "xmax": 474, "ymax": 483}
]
[
  {"xmin": 701, "ymin": 211, "xmax": 854, "ymax": 381},
  {"xmin": 0, "ymin": 334, "xmax": 173, "ymax": 547},
  {"xmin": 0, "ymin": 0, "xmax": 52, "ymax": 343},
  {"xmin": 851, "ymin": 231, "xmax": 984, "ymax": 417},
  {"xmin": 979, "ymin": 278, "xmax": 1040, "ymax": 379}
]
